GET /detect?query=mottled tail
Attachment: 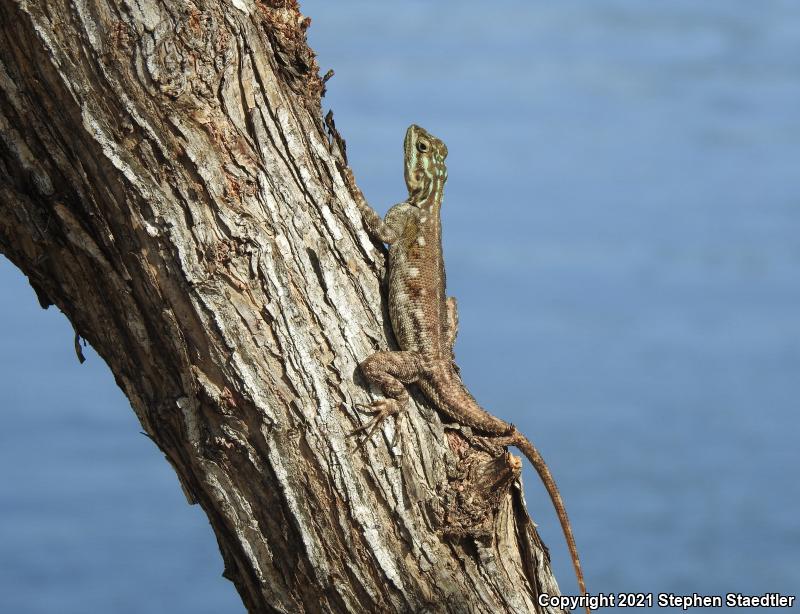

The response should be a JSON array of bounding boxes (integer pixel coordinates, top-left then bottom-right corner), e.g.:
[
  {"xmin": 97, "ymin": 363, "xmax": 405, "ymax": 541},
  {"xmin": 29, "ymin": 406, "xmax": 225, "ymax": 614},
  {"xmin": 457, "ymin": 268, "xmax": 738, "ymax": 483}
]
[
  {"xmin": 512, "ymin": 432, "xmax": 589, "ymax": 613},
  {"xmin": 421, "ymin": 368, "xmax": 588, "ymax": 607}
]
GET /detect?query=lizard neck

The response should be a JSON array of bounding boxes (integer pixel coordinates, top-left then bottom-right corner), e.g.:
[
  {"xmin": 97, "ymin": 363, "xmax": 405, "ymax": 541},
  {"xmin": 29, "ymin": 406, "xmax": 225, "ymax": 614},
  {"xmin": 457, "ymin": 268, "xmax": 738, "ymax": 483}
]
[{"xmin": 409, "ymin": 174, "xmax": 445, "ymax": 217}]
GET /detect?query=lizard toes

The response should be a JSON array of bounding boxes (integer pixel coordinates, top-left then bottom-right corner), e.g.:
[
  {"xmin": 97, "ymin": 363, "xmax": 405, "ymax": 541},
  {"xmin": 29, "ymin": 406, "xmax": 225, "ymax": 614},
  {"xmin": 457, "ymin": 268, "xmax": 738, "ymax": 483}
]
[
  {"xmin": 350, "ymin": 399, "xmax": 403, "ymax": 442},
  {"xmin": 354, "ymin": 399, "xmax": 401, "ymax": 416}
]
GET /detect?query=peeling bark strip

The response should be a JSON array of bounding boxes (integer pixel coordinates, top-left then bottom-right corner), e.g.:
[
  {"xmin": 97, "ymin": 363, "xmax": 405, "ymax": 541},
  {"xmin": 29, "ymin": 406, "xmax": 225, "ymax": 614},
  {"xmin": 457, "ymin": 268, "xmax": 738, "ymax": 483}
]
[{"xmin": 0, "ymin": 1, "xmax": 568, "ymax": 612}]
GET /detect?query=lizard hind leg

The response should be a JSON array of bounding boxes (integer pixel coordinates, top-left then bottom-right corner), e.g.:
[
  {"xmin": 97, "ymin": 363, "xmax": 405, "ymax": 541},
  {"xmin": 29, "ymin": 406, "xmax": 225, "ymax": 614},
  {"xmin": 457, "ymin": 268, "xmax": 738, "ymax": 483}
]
[{"xmin": 352, "ymin": 350, "xmax": 423, "ymax": 441}]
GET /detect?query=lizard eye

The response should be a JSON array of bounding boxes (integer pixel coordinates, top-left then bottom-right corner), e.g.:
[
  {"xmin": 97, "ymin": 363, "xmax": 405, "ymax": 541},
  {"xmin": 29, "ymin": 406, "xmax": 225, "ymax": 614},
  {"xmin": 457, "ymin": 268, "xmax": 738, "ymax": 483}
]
[{"xmin": 417, "ymin": 141, "xmax": 429, "ymax": 153}]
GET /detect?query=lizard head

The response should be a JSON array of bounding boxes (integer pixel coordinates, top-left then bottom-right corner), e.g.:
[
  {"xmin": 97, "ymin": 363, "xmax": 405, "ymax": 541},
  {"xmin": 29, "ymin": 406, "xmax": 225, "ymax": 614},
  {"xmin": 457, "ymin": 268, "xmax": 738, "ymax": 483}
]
[{"xmin": 404, "ymin": 124, "xmax": 448, "ymax": 198}]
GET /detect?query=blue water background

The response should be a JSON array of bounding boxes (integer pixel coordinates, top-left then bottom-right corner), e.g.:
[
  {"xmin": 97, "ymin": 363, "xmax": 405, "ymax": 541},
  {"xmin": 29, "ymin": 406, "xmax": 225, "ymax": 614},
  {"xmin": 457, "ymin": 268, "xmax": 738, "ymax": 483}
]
[{"xmin": 1, "ymin": 1, "xmax": 798, "ymax": 611}]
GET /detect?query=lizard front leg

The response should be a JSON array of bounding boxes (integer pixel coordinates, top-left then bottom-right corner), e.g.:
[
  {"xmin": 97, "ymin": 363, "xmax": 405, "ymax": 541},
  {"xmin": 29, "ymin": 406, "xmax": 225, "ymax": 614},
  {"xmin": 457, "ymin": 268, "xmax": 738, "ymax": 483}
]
[
  {"xmin": 343, "ymin": 167, "xmax": 410, "ymax": 244},
  {"xmin": 354, "ymin": 350, "xmax": 424, "ymax": 439},
  {"xmin": 444, "ymin": 296, "xmax": 459, "ymax": 360}
]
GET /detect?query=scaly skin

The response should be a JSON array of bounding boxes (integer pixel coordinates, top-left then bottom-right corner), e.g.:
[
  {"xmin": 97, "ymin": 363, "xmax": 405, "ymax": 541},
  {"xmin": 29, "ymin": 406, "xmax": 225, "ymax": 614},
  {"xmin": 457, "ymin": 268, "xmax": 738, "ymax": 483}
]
[{"xmin": 348, "ymin": 125, "xmax": 587, "ymax": 605}]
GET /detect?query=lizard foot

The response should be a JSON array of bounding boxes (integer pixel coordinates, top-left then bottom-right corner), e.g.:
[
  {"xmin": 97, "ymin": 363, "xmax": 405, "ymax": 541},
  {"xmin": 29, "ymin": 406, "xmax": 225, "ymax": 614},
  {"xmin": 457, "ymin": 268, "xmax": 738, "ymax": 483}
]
[{"xmin": 350, "ymin": 399, "xmax": 403, "ymax": 442}]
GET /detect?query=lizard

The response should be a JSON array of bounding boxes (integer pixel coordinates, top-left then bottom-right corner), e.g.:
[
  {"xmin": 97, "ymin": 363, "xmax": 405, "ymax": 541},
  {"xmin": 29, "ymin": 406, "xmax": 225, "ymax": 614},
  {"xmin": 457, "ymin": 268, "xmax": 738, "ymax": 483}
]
[{"xmin": 345, "ymin": 124, "xmax": 588, "ymax": 604}]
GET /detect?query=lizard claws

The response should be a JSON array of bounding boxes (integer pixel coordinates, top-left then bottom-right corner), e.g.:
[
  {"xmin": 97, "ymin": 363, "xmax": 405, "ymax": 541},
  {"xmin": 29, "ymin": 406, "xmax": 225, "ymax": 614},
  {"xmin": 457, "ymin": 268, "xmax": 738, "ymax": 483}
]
[{"xmin": 350, "ymin": 399, "xmax": 403, "ymax": 443}]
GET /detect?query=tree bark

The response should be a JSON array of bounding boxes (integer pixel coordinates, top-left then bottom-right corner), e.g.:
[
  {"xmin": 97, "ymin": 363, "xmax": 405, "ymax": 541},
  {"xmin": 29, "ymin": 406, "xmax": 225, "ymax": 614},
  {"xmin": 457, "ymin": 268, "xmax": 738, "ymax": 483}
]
[{"xmin": 0, "ymin": 1, "xmax": 567, "ymax": 612}]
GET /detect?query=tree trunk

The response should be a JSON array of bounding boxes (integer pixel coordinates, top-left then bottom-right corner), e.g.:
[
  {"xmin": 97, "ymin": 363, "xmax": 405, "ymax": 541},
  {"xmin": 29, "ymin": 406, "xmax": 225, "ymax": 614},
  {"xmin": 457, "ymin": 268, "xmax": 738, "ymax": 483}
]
[{"xmin": 0, "ymin": 1, "xmax": 567, "ymax": 612}]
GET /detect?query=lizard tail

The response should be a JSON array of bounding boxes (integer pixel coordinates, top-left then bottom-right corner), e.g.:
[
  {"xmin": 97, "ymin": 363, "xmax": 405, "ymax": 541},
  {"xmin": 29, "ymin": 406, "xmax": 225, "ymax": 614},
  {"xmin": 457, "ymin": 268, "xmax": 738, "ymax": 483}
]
[
  {"xmin": 512, "ymin": 432, "xmax": 589, "ymax": 612},
  {"xmin": 420, "ymin": 369, "xmax": 588, "ymax": 609}
]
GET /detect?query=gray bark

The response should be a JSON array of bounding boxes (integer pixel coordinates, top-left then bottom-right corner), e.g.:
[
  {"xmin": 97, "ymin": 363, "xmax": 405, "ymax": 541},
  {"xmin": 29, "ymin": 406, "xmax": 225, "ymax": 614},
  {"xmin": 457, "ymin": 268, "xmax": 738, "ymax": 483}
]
[{"xmin": 0, "ymin": 1, "xmax": 567, "ymax": 611}]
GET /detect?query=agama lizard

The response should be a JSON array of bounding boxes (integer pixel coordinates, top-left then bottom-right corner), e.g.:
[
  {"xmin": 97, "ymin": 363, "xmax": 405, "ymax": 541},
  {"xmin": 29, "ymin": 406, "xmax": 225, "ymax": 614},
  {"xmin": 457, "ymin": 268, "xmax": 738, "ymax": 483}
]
[{"xmin": 347, "ymin": 124, "xmax": 587, "ymax": 603}]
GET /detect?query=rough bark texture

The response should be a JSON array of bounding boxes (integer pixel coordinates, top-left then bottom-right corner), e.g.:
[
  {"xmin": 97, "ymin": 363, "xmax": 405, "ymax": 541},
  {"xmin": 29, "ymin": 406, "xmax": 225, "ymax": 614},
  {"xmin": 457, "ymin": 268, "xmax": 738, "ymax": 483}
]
[{"xmin": 0, "ymin": 1, "xmax": 568, "ymax": 612}]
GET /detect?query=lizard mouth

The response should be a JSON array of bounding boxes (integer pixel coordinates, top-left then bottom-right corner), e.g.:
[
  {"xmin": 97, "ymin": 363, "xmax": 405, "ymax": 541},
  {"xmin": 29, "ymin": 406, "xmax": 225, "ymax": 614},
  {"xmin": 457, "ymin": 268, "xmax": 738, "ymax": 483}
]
[{"xmin": 404, "ymin": 124, "xmax": 419, "ymax": 155}]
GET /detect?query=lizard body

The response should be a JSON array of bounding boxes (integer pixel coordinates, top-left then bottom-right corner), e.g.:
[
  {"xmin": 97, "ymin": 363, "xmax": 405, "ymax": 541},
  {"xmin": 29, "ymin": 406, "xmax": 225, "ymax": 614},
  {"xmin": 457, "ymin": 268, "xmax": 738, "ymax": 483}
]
[{"xmin": 349, "ymin": 125, "xmax": 587, "ymax": 603}]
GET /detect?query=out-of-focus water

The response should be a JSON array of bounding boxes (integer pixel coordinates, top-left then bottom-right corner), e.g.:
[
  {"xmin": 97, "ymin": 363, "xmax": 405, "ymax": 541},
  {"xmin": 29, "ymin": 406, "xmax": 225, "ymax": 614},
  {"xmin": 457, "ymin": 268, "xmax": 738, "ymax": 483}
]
[
  {"xmin": 1, "ymin": 1, "xmax": 798, "ymax": 611},
  {"xmin": 0, "ymin": 258, "xmax": 240, "ymax": 612}
]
